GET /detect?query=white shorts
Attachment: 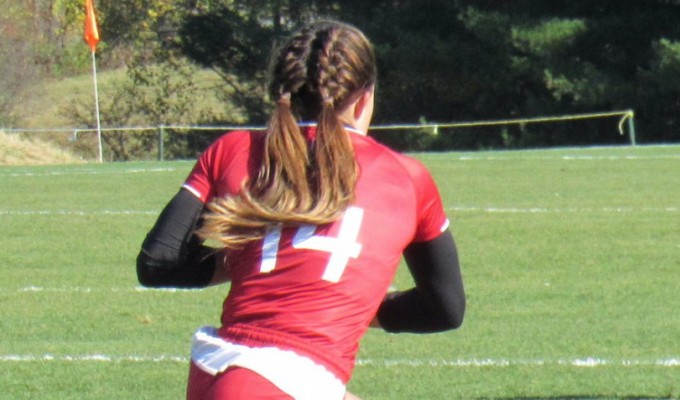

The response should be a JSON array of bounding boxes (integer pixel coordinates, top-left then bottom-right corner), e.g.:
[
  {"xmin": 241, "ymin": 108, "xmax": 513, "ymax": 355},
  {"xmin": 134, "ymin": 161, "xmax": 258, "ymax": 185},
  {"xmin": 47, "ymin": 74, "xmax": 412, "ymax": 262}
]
[{"xmin": 190, "ymin": 326, "xmax": 346, "ymax": 400}]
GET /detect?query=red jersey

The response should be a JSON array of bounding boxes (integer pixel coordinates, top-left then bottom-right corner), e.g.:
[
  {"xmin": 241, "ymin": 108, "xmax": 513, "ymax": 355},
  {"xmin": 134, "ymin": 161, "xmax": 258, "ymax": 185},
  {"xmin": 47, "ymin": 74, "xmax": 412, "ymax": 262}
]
[{"xmin": 183, "ymin": 126, "xmax": 448, "ymax": 383}]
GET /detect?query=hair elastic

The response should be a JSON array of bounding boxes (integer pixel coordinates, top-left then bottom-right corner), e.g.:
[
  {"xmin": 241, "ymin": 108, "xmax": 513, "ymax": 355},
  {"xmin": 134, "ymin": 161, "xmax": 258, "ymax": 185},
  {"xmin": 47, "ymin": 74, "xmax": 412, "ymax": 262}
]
[{"xmin": 278, "ymin": 92, "xmax": 291, "ymax": 106}]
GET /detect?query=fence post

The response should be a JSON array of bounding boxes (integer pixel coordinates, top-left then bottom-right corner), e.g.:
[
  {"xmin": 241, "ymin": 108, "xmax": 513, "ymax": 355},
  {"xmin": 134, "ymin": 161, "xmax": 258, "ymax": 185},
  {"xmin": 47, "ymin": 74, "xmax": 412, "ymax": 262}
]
[
  {"xmin": 158, "ymin": 125, "xmax": 165, "ymax": 161},
  {"xmin": 627, "ymin": 114, "xmax": 637, "ymax": 146}
]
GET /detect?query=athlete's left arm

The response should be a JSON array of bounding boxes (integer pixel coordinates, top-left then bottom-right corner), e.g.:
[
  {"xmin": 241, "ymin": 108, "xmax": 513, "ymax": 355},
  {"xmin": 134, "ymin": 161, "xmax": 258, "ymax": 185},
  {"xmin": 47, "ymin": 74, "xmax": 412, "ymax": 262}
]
[
  {"xmin": 374, "ymin": 229, "xmax": 466, "ymax": 333},
  {"xmin": 136, "ymin": 188, "xmax": 229, "ymax": 288}
]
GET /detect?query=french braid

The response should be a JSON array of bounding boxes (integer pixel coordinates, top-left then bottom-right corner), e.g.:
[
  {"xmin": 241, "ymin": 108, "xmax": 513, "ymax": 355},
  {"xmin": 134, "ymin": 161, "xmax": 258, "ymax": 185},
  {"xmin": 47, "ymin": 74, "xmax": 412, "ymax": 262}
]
[{"xmin": 198, "ymin": 21, "xmax": 377, "ymax": 248}]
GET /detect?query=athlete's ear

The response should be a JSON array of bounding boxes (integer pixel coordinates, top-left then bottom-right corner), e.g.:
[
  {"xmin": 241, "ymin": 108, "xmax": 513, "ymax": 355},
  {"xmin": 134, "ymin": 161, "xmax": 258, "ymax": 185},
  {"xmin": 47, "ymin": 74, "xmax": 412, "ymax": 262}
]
[
  {"xmin": 353, "ymin": 86, "xmax": 375, "ymax": 132},
  {"xmin": 353, "ymin": 86, "xmax": 372, "ymax": 120}
]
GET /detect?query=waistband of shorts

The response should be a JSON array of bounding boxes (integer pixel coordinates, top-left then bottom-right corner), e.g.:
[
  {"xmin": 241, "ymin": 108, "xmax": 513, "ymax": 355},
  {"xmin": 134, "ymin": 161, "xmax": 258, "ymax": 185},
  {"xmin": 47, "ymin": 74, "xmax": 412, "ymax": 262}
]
[
  {"xmin": 190, "ymin": 326, "xmax": 346, "ymax": 400},
  {"xmin": 218, "ymin": 323, "xmax": 351, "ymax": 383}
]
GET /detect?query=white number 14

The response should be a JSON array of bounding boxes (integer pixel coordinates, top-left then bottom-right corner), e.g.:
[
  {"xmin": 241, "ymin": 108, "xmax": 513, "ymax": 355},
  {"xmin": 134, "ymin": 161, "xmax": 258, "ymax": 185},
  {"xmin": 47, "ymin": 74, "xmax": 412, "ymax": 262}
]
[{"xmin": 259, "ymin": 206, "xmax": 364, "ymax": 283}]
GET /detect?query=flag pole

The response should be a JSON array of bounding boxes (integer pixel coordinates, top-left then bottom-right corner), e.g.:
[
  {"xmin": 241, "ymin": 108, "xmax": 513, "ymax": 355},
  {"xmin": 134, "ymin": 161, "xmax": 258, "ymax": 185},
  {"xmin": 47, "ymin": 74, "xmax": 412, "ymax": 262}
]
[
  {"xmin": 90, "ymin": 49, "xmax": 103, "ymax": 163},
  {"xmin": 84, "ymin": 0, "xmax": 102, "ymax": 163}
]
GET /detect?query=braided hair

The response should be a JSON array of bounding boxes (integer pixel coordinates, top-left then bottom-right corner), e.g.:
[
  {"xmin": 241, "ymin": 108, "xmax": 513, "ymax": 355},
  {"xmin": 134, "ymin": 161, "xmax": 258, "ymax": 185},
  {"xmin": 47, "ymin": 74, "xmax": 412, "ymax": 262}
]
[{"xmin": 198, "ymin": 21, "xmax": 377, "ymax": 248}]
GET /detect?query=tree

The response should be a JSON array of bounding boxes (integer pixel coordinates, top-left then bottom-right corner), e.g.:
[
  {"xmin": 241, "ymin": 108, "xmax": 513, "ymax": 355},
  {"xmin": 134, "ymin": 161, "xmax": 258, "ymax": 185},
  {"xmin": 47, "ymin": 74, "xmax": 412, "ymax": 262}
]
[
  {"xmin": 177, "ymin": 6, "xmax": 275, "ymax": 123},
  {"xmin": 352, "ymin": 0, "xmax": 680, "ymax": 146},
  {"xmin": 109, "ymin": 0, "xmax": 679, "ymax": 148},
  {"xmin": 0, "ymin": 0, "xmax": 85, "ymax": 124},
  {"xmin": 0, "ymin": 11, "xmax": 38, "ymax": 125},
  {"xmin": 66, "ymin": 53, "xmax": 231, "ymax": 160},
  {"xmin": 15, "ymin": 0, "xmax": 679, "ymax": 150}
]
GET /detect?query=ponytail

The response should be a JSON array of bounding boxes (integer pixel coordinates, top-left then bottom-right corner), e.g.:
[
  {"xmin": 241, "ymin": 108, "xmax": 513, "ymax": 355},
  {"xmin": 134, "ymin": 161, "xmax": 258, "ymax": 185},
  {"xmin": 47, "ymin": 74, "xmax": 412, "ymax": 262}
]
[
  {"xmin": 197, "ymin": 21, "xmax": 374, "ymax": 249},
  {"xmin": 255, "ymin": 93, "xmax": 313, "ymax": 211},
  {"xmin": 313, "ymin": 100, "xmax": 357, "ymax": 213}
]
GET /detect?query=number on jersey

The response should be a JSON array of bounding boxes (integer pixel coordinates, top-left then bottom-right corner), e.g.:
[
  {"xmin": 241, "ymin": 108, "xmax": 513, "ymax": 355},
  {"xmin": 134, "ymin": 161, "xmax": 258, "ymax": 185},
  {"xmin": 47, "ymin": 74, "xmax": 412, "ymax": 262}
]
[{"xmin": 259, "ymin": 207, "xmax": 364, "ymax": 283}]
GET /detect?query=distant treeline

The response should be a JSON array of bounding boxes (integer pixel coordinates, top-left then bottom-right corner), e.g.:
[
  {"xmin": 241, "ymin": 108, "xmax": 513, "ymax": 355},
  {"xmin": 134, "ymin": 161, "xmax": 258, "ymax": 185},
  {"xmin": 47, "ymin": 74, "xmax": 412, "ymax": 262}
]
[{"xmin": 4, "ymin": 1, "xmax": 680, "ymax": 154}]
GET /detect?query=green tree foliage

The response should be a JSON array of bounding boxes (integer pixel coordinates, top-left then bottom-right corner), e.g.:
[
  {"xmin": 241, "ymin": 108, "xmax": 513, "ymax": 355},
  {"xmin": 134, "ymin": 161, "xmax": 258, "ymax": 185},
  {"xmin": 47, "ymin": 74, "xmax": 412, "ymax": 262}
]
[
  {"xmin": 174, "ymin": 0, "xmax": 351, "ymax": 122},
  {"xmin": 349, "ymin": 0, "xmax": 680, "ymax": 147},
  {"xmin": 0, "ymin": 0, "xmax": 86, "ymax": 124},
  {"xmin": 173, "ymin": 0, "xmax": 680, "ymax": 147},
  {"xmin": 67, "ymin": 54, "xmax": 232, "ymax": 161},
  {"xmin": 178, "ymin": 6, "xmax": 275, "ymax": 122},
  {"xmin": 502, "ymin": 0, "xmax": 680, "ymax": 145},
  {"xmin": 9, "ymin": 0, "xmax": 680, "ymax": 150}
]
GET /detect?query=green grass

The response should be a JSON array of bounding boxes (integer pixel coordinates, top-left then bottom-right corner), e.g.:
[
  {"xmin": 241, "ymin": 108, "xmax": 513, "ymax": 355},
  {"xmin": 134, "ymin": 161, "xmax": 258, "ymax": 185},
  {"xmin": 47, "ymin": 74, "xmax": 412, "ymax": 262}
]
[{"xmin": 1, "ymin": 145, "xmax": 679, "ymax": 399}]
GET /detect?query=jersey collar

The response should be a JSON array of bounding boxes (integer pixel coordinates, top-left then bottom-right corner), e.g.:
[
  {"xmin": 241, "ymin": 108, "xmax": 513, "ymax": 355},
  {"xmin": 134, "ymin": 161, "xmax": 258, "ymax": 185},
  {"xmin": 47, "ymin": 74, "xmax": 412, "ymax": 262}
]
[{"xmin": 299, "ymin": 122, "xmax": 366, "ymax": 136}]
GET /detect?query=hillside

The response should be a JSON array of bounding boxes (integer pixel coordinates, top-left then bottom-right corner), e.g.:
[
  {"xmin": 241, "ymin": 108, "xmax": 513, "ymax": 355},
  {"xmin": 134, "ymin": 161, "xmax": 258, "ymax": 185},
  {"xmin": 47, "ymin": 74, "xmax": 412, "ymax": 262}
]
[
  {"xmin": 9, "ymin": 65, "xmax": 233, "ymax": 162},
  {"xmin": 0, "ymin": 131, "xmax": 83, "ymax": 165},
  {"xmin": 14, "ymin": 67, "xmax": 226, "ymax": 130},
  {"xmin": 15, "ymin": 69, "xmax": 127, "ymax": 129}
]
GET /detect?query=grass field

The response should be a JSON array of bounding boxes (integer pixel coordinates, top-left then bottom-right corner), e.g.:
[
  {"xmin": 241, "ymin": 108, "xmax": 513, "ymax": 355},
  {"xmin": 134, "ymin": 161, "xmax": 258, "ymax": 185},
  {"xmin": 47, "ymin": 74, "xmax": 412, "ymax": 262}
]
[{"xmin": 1, "ymin": 145, "xmax": 678, "ymax": 399}]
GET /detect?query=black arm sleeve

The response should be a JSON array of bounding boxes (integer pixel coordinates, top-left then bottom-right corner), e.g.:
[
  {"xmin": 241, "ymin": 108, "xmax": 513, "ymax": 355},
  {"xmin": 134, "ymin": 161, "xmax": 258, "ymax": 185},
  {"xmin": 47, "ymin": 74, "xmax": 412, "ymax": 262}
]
[
  {"xmin": 376, "ymin": 229, "xmax": 466, "ymax": 333},
  {"xmin": 136, "ymin": 188, "xmax": 216, "ymax": 288}
]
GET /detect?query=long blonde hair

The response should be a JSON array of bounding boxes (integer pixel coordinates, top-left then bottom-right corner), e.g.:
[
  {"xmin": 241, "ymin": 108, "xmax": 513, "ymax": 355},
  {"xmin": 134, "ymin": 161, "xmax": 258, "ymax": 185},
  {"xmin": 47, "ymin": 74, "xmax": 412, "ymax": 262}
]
[{"xmin": 197, "ymin": 21, "xmax": 377, "ymax": 248}]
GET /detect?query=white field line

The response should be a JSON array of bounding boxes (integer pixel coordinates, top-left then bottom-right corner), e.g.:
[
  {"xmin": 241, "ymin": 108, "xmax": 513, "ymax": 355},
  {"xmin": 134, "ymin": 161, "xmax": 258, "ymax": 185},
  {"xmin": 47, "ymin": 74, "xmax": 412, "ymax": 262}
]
[
  {"xmin": 356, "ymin": 358, "xmax": 680, "ymax": 368},
  {"xmin": 2, "ymin": 206, "xmax": 678, "ymax": 217},
  {"xmin": 449, "ymin": 154, "xmax": 680, "ymax": 161},
  {"xmin": 0, "ymin": 354, "xmax": 678, "ymax": 368},
  {"xmin": 448, "ymin": 206, "xmax": 679, "ymax": 213},
  {"xmin": 0, "ymin": 209, "xmax": 158, "ymax": 216},
  {"xmin": 0, "ymin": 354, "xmax": 188, "ymax": 363},
  {"xmin": 0, "ymin": 167, "xmax": 179, "ymax": 178},
  {"xmin": 13, "ymin": 286, "xmax": 202, "ymax": 293}
]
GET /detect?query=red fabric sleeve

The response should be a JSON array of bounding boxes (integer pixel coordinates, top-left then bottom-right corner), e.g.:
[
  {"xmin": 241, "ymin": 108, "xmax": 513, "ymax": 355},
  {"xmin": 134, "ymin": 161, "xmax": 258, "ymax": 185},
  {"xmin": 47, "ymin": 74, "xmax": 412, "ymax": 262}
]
[
  {"xmin": 400, "ymin": 156, "xmax": 449, "ymax": 242},
  {"xmin": 183, "ymin": 140, "xmax": 221, "ymax": 204},
  {"xmin": 182, "ymin": 130, "xmax": 256, "ymax": 204}
]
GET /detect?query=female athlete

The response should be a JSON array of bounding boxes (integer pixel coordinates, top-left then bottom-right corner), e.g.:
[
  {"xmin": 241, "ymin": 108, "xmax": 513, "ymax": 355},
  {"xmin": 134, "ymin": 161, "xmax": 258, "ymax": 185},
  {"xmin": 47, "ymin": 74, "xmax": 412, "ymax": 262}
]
[{"xmin": 137, "ymin": 20, "xmax": 466, "ymax": 400}]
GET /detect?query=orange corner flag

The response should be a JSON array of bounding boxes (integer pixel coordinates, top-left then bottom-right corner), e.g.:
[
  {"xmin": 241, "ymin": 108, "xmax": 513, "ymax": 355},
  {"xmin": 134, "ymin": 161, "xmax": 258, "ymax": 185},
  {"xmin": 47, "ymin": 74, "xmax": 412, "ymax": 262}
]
[{"xmin": 84, "ymin": 0, "xmax": 100, "ymax": 52}]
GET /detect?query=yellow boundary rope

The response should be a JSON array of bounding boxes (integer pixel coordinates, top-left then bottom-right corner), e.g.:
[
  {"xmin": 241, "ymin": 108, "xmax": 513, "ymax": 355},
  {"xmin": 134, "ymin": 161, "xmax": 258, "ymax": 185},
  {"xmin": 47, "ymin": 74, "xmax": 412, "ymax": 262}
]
[
  {"xmin": 370, "ymin": 110, "xmax": 635, "ymax": 135},
  {"xmin": 6, "ymin": 110, "xmax": 636, "ymax": 145},
  {"xmin": 7, "ymin": 110, "xmax": 634, "ymax": 136}
]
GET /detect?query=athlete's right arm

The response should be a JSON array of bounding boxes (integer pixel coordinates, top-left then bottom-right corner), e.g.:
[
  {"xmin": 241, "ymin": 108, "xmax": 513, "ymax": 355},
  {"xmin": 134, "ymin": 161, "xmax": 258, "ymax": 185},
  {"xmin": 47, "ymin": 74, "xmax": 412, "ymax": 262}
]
[
  {"xmin": 136, "ymin": 188, "xmax": 228, "ymax": 288},
  {"xmin": 375, "ymin": 229, "xmax": 466, "ymax": 333}
]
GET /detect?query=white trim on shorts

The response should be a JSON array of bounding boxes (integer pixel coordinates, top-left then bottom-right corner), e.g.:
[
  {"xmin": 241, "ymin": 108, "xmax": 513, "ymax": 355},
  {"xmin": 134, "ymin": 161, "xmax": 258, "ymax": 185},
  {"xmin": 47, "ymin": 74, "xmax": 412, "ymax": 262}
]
[{"xmin": 190, "ymin": 326, "xmax": 346, "ymax": 400}]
